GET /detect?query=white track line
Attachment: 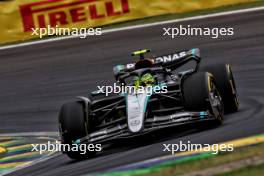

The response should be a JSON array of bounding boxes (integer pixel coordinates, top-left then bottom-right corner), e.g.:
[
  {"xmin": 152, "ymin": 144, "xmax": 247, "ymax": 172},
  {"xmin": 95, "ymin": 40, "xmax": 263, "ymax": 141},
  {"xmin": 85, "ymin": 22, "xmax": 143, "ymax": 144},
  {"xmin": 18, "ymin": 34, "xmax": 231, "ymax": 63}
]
[
  {"xmin": 0, "ymin": 6, "xmax": 264, "ymax": 50},
  {"xmin": 0, "ymin": 132, "xmax": 60, "ymax": 176},
  {"xmin": 1, "ymin": 152, "xmax": 61, "ymax": 176},
  {"xmin": 0, "ymin": 132, "xmax": 59, "ymax": 137}
]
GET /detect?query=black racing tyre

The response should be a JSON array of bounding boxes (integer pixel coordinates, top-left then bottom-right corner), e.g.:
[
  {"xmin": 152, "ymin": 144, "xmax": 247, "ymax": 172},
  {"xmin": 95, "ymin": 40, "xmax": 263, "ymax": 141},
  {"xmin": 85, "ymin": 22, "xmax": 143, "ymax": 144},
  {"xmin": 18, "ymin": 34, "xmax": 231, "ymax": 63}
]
[
  {"xmin": 58, "ymin": 101, "xmax": 95, "ymax": 159},
  {"xmin": 182, "ymin": 72, "xmax": 224, "ymax": 126},
  {"xmin": 200, "ymin": 64, "xmax": 239, "ymax": 113}
]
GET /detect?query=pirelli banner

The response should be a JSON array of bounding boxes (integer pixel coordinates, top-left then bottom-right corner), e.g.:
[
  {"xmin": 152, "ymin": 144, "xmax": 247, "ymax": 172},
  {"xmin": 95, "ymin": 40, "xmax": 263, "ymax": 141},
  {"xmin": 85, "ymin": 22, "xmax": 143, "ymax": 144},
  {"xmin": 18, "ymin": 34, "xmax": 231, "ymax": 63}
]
[{"xmin": 0, "ymin": 0, "xmax": 256, "ymax": 44}]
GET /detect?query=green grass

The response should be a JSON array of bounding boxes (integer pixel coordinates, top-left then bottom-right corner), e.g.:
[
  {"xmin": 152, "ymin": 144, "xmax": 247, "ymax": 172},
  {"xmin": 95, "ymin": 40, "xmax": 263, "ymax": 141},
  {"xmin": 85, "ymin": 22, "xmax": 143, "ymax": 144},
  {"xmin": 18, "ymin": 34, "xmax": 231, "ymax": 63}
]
[
  {"xmin": 145, "ymin": 143, "xmax": 264, "ymax": 176},
  {"xmin": 216, "ymin": 163, "xmax": 264, "ymax": 176}
]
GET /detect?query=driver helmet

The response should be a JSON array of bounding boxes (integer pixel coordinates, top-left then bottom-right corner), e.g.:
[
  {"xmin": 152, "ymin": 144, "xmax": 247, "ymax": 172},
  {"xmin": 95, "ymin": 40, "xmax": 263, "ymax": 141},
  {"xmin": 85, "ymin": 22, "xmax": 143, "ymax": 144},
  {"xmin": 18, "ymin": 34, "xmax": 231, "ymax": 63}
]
[
  {"xmin": 134, "ymin": 58, "xmax": 154, "ymax": 70},
  {"xmin": 133, "ymin": 73, "xmax": 155, "ymax": 89}
]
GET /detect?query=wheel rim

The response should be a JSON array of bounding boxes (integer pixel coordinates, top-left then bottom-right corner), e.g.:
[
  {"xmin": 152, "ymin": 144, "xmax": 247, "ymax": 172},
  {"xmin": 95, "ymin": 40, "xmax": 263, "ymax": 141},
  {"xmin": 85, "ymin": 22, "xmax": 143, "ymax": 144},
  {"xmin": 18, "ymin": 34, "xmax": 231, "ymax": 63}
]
[
  {"xmin": 227, "ymin": 64, "xmax": 239, "ymax": 108},
  {"xmin": 208, "ymin": 75, "xmax": 224, "ymax": 121}
]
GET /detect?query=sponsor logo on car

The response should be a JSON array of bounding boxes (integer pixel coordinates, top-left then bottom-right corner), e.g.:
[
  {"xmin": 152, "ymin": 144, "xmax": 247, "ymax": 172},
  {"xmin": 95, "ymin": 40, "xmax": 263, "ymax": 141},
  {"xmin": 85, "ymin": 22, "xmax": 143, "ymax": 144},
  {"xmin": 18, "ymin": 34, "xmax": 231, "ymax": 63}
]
[
  {"xmin": 126, "ymin": 51, "xmax": 187, "ymax": 69},
  {"xmin": 155, "ymin": 52, "xmax": 187, "ymax": 63},
  {"xmin": 130, "ymin": 120, "xmax": 141, "ymax": 126}
]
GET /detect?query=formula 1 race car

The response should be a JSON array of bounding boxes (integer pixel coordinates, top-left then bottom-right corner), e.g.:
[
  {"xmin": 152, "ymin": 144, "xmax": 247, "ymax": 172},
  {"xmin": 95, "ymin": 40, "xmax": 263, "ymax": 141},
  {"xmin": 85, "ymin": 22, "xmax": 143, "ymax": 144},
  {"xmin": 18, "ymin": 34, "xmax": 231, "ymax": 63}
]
[{"xmin": 58, "ymin": 48, "xmax": 239, "ymax": 159}]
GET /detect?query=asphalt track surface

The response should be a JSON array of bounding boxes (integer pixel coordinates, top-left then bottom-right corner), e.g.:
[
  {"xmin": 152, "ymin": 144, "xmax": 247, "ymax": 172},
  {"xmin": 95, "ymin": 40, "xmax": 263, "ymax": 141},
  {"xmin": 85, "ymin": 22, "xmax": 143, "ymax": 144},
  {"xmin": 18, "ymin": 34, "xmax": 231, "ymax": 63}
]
[{"xmin": 1, "ymin": 9, "xmax": 264, "ymax": 176}]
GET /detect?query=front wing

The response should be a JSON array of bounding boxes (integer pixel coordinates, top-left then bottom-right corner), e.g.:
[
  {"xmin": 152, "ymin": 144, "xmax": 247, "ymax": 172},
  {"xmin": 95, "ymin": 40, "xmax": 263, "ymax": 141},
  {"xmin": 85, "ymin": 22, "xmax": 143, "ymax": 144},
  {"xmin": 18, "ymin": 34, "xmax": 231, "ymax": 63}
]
[{"xmin": 74, "ymin": 111, "xmax": 215, "ymax": 145}]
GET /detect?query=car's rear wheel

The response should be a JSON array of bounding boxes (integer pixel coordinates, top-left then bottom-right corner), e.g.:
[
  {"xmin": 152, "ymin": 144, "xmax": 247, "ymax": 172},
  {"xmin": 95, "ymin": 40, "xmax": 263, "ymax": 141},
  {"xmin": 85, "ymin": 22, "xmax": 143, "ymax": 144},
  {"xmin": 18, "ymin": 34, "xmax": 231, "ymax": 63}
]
[
  {"xmin": 58, "ymin": 101, "xmax": 95, "ymax": 159},
  {"xmin": 200, "ymin": 64, "xmax": 239, "ymax": 113},
  {"xmin": 183, "ymin": 72, "xmax": 224, "ymax": 126}
]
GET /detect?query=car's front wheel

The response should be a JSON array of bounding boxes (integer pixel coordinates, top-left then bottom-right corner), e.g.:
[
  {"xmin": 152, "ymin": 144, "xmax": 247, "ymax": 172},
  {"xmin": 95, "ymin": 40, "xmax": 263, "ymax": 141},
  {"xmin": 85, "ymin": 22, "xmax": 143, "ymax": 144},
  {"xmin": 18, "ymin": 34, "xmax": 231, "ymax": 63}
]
[
  {"xmin": 200, "ymin": 64, "xmax": 239, "ymax": 113},
  {"xmin": 182, "ymin": 72, "xmax": 224, "ymax": 126},
  {"xmin": 58, "ymin": 101, "xmax": 95, "ymax": 159}
]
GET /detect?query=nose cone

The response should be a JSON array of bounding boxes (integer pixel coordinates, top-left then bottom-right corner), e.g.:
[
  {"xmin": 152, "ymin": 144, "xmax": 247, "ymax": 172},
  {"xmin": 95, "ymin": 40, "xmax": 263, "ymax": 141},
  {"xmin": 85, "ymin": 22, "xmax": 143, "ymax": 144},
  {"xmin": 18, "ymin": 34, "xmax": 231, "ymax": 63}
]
[{"xmin": 126, "ymin": 93, "xmax": 150, "ymax": 133}]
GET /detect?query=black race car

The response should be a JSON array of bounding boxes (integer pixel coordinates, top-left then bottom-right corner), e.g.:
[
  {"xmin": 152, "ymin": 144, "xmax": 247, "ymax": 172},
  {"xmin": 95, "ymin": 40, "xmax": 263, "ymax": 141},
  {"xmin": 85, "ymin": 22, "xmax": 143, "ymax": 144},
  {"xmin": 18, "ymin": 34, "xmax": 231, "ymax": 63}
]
[{"xmin": 58, "ymin": 48, "xmax": 239, "ymax": 159}]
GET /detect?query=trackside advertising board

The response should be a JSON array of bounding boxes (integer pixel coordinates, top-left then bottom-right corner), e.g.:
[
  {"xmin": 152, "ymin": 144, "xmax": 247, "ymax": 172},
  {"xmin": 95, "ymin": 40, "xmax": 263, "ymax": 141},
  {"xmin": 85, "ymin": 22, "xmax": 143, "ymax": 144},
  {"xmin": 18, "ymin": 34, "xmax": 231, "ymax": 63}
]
[{"xmin": 0, "ymin": 0, "xmax": 256, "ymax": 44}]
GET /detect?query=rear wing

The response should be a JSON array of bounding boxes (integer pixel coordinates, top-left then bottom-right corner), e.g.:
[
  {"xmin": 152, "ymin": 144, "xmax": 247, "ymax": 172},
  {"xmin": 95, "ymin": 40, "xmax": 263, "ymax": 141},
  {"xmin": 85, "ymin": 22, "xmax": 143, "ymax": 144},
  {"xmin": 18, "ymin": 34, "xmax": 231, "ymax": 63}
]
[{"xmin": 113, "ymin": 48, "xmax": 200, "ymax": 79}]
